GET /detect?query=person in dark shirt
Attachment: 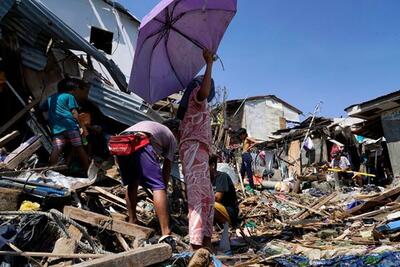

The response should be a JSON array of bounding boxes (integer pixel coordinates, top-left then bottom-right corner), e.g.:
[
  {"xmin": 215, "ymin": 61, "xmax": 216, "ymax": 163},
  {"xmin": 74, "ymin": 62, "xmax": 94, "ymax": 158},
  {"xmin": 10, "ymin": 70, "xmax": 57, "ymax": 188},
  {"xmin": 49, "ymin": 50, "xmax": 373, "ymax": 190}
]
[{"xmin": 209, "ymin": 155, "xmax": 239, "ymax": 227}]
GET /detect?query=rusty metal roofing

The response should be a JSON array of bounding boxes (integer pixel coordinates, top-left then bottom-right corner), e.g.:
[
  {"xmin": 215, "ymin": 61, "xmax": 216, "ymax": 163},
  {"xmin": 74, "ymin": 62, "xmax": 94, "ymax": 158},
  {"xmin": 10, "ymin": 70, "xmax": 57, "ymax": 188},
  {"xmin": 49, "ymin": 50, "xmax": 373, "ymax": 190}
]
[{"xmin": 88, "ymin": 81, "xmax": 163, "ymax": 126}]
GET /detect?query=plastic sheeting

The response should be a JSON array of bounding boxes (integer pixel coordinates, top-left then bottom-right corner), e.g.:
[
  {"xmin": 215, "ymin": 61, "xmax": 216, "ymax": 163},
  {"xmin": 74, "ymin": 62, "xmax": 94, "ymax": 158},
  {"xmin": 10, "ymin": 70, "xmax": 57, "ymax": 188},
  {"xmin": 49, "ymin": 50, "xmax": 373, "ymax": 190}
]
[{"xmin": 273, "ymin": 251, "xmax": 400, "ymax": 267}]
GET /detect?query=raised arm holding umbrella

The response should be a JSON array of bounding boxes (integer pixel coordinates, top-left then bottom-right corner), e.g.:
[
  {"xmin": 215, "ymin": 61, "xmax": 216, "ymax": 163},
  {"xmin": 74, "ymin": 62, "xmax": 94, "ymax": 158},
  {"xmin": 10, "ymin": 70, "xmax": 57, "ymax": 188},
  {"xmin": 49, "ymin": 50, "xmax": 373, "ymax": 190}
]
[
  {"xmin": 128, "ymin": 0, "xmax": 237, "ymax": 264},
  {"xmin": 129, "ymin": 0, "xmax": 237, "ymax": 104}
]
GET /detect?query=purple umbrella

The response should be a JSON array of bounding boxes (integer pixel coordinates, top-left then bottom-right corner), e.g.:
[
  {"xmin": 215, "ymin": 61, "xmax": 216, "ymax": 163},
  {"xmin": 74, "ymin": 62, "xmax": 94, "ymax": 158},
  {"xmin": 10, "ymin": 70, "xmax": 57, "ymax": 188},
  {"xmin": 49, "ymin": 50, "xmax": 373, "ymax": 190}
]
[{"xmin": 128, "ymin": 0, "xmax": 237, "ymax": 104}]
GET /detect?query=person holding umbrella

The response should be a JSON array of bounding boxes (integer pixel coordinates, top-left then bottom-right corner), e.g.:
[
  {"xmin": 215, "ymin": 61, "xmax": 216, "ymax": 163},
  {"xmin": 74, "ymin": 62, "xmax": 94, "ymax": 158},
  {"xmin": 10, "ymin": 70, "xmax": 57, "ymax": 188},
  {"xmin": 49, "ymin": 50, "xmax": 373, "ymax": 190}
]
[{"xmin": 179, "ymin": 49, "xmax": 215, "ymax": 254}]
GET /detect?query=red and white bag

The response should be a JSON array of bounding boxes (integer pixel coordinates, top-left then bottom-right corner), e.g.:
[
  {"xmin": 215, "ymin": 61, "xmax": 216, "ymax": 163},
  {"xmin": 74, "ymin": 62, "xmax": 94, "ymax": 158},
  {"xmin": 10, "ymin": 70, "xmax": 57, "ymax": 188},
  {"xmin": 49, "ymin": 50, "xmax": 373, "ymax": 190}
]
[{"xmin": 108, "ymin": 133, "xmax": 150, "ymax": 156}]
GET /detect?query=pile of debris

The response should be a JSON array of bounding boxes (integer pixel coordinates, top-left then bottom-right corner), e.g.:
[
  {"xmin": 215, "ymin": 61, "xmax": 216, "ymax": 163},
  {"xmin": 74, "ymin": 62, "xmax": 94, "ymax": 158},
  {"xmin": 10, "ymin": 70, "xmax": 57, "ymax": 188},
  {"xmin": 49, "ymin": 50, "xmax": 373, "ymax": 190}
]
[
  {"xmin": 0, "ymin": 159, "xmax": 177, "ymax": 266},
  {"xmin": 3, "ymin": 125, "xmax": 400, "ymax": 267},
  {"xmin": 215, "ymin": 183, "xmax": 400, "ymax": 266}
]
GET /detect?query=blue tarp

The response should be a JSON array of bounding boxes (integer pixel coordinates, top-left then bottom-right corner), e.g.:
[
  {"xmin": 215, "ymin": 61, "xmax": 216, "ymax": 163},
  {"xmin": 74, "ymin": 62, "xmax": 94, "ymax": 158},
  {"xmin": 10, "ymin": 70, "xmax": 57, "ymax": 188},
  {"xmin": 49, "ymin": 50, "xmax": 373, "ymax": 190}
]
[{"xmin": 273, "ymin": 251, "xmax": 400, "ymax": 267}]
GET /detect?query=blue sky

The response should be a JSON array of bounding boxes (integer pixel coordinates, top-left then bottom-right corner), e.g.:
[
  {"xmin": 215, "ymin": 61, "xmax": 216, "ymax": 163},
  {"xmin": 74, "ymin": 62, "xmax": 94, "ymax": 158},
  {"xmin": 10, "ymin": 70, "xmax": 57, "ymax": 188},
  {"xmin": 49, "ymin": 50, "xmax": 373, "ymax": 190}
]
[{"xmin": 120, "ymin": 0, "xmax": 400, "ymax": 118}]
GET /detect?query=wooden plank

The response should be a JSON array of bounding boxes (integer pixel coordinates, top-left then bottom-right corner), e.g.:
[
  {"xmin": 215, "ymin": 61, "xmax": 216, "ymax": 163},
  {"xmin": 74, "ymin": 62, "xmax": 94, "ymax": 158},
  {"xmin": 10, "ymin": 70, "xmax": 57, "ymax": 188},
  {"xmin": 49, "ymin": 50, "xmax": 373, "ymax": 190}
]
[
  {"xmin": 276, "ymin": 196, "xmax": 328, "ymax": 217},
  {"xmin": 292, "ymin": 197, "xmax": 321, "ymax": 219},
  {"xmin": 116, "ymin": 234, "xmax": 131, "ymax": 251},
  {"xmin": 72, "ymin": 244, "xmax": 172, "ymax": 267},
  {"xmin": 348, "ymin": 204, "xmax": 400, "ymax": 221},
  {"xmin": 98, "ymin": 195, "xmax": 127, "ymax": 211},
  {"xmin": 4, "ymin": 136, "xmax": 42, "ymax": 169},
  {"xmin": 63, "ymin": 206, "xmax": 153, "ymax": 239},
  {"xmin": 49, "ymin": 225, "xmax": 83, "ymax": 266},
  {"xmin": 295, "ymin": 193, "xmax": 337, "ymax": 220},
  {"xmin": 0, "ymin": 131, "xmax": 19, "ymax": 148},
  {"xmin": 92, "ymin": 186, "xmax": 126, "ymax": 205},
  {"xmin": 0, "ymin": 251, "xmax": 103, "ymax": 259},
  {"xmin": 235, "ymin": 162, "xmax": 246, "ymax": 197},
  {"xmin": 111, "ymin": 212, "xmax": 128, "ymax": 222},
  {"xmin": 346, "ymin": 187, "xmax": 400, "ymax": 216},
  {"xmin": 0, "ymin": 165, "xmax": 67, "ymax": 176},
  {"xmin": 0, "ymin": 99, "xmax": 39, "ymax": 137}
]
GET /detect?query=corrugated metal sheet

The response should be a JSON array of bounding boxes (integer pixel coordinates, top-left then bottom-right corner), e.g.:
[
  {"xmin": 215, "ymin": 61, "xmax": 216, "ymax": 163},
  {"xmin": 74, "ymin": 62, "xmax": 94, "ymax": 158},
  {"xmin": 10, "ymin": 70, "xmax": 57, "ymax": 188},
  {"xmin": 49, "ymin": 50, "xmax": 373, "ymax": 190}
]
[
  {"xmin": 88, "ymin": 82, "xmax": 163, "ymax": 125},
  {"xmin": 0, "ymin": 0, "xmax": 127, "ymax": 91},
  {"xmin": 20, "ymin": 45, "xmax": 48, "ymax": 71},
  {"xmin": 0, "ymin": 0, "xmax": 13, "ymax": 21},
  {"xmin": 15, "ymin": 0, "xmax": 128, "ymax": 91}
]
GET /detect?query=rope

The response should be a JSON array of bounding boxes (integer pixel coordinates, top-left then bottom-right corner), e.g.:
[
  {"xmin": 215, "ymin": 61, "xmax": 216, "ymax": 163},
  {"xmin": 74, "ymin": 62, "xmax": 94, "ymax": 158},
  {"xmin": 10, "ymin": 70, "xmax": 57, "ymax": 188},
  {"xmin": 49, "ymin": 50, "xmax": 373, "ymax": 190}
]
[{"xmin": 0, "ymin": 210, "xmax": 111, "ymax": 255}]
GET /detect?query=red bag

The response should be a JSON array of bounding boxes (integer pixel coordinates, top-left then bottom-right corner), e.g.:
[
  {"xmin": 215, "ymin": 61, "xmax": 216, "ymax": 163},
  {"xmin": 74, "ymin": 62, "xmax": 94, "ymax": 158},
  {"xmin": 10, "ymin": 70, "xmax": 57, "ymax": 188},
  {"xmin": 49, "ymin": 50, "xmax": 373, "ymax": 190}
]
[{"xmin": 108, "ymin": 133, "xmax": 150, "ymax": 156}]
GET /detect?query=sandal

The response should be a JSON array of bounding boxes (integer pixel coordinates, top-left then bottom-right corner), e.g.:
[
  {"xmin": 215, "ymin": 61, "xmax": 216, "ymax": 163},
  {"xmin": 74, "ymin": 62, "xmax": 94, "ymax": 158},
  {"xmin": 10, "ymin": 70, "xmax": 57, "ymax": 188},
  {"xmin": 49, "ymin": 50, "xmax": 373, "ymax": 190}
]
[{"xmin": 158, "ymin": 235, "xmax": 177, "ymax": 252}]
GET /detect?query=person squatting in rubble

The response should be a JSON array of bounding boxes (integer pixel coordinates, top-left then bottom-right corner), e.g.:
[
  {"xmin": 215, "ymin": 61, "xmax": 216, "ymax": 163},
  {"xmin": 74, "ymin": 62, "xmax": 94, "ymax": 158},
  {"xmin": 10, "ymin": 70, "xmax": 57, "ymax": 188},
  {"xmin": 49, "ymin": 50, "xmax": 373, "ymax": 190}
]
[
  {"xmin": 177, "ymin": 49, "xmax": 216, "ymax": 252},
  {"xmin": 238, "ymin": 128, "xmax": 258, "ymax": 189},
  {"xmin": 41, "ymin": 78, "xmax": 90, "ymax": 173},
  {"xmin": 330, "ymin": 152, "xmax": 353, "ymax": 186},
  {"xmin": 209, "ymin": 154, "xmax": 239, "ymax": 227},
  {"xmin": 115, "ymin": 120, "xmax": 178, "ymax": 245}
]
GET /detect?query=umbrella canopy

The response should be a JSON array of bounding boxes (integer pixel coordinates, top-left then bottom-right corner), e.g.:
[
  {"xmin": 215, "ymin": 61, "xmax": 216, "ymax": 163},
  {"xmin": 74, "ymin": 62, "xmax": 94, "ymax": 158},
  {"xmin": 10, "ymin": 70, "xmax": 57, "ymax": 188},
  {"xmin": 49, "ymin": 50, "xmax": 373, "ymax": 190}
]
[{"xmin": 129, "ymin": 0, "xmax": 237, "ymax": 104}]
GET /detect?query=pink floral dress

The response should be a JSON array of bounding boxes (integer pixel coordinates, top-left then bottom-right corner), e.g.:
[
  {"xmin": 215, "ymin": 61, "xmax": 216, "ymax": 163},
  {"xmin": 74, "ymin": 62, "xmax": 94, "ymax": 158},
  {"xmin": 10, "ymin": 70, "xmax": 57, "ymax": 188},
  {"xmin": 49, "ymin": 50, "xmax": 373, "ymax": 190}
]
[{"xmin": 179, "ymin": 86, "xmax": 214, "ymax": 246}]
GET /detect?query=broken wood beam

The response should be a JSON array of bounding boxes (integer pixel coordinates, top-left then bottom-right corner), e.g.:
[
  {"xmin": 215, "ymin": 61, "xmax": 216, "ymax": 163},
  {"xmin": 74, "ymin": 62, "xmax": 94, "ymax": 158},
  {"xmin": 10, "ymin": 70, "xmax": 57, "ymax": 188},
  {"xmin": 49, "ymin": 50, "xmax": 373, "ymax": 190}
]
[
  {"xmin": 72, "ymin": 243, "xmax": 172, "ymax": 267},
  {"xmin": 276, "ymin": 196, "xmax": 328, "ymax": 217},
  {"xmin": 348, "ymin": 204, "xmax": 400, "ymax": 221},
  {"xmin": 346, "ymin": 187, "xmax": 400, "ymax": 216},
  {"xmin": 49, "ymin": 225, "xmax": 83, "ymax": 266},
  {"xmin": 63, "ymin": 206, "xmax": 153, "ymax": 239},
  {"xmin": 0, "ymin": 165, "xmax": 67, "ymax": 176},
  {"xmin": 0, "ymin": 251, "xmax": 103, "ymax": 259},
  {"xmin": 0, "ymin": 131, "xmax": 19, "ymax": 148},
  {"xmin": 116, "ymin": 234, "xmax": 131, "ymax": 251},
  {"xmin": 98, "ymin": 195, "xmax": 127, "ymax": 210},
  {"xmin": 92, "ymin": 186, "xmax": 126, "ymax": 205},
  {"xmin": 0, "ymin": 99, "xmax": 39, "ymax": 137},
  {"xmin": 3, "ymin": 136, "xmax": 42, "ymax": 169},
  {"xmin": 294, "ymin": 192, "xmax": 337, "ymax": 220}
]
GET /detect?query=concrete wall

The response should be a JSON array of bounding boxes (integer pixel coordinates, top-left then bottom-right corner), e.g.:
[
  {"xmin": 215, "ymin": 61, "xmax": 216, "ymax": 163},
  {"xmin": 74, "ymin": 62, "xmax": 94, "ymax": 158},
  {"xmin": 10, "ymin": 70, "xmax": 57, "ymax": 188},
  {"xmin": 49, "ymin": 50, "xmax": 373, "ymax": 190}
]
[
  {"xmin": 40, "ymin": 0, "xmax": 139, "ymax": 84},
  {"xmin": 242, "ymin": 99, "xmax": 276, "ymax": 141},
  {"xmin": 381, "ymin": 108, "xmax": 400, "ymax": 177},
  {"xmin": 241, "ymin": 98, "xmax": 301, "ymax": 141}
]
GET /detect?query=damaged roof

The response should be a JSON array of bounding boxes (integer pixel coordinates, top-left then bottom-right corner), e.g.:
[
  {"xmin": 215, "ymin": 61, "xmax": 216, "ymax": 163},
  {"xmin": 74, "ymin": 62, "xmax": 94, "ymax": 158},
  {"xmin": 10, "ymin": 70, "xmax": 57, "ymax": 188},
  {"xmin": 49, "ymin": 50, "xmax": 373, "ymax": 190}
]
[
  {"xmin": 0, "ymin": 0, "xmax": 162, "ymax": 125},
  {"xmin": 89, "ymin": 81, "xmax": 163, "ymax": 125},
  {"xmin": 0, "ymin": 0, "xmax": 127, "ymax": 91},
  {"xmin": 227, "ymin": 95, "xmax": 303, "ymax": 115},
  {"xmin": 345, "ymin": 90, "xmax": 400, "ymax": 120},
  {"xmin": 102, "ymin": 0, "xmax": 141, "ymax": 24}
]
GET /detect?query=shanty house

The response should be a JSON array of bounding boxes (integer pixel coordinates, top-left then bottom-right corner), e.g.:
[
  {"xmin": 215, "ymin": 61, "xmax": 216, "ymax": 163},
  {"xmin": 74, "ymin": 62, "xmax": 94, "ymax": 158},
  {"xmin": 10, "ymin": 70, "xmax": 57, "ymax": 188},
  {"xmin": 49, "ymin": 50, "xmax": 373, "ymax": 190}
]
[
  {"xmin": 225, "ymin": 95, "xmax": 303, "ymax": 141},
  {"xmin": 345, "ymin": 90, "xmax": 400, "ymax": 177}
]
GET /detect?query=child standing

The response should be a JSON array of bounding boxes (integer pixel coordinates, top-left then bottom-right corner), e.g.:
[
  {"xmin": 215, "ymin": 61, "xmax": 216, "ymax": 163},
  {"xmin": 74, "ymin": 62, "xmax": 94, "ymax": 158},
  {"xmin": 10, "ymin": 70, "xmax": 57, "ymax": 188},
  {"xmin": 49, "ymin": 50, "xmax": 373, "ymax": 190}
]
[{"xmin": 41, "ymin": 78, "xmax": 89, "ymax": 172}]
